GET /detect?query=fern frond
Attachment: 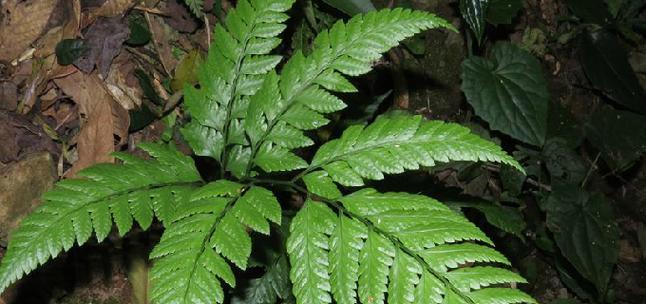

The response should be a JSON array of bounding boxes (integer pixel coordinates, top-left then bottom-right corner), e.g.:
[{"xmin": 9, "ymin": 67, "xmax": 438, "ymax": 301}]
[
  {"xmin": 150, "ymin": 182, "xmax": 282, "ymax": 304},
  {"xmin": 243, "ymin": 9, "xmax": 455, "ymax": 176},
  {"xmin": 0, "ymin": 143, "xmax": 201, "ymax": 293},
  {"xmin": 181, "ymin": 0, "xmax": 296, "ymax": 174},
  {"xmin": 184, "ymin": 0, "xmax": 204, "ymax": 17},
  {"xmin": 305, "ymin": 115, "xmax": 523, "ymax": 186},
  {"xmin": 286, "ymin": 189, "xmax": 536, "ymax": 304},
  {"xmin": 232, "ymin": 254, "xmax": 291, "ymax": 304}
]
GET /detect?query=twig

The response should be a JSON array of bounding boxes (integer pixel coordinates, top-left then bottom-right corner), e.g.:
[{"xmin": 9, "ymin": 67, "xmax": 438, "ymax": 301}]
[
  {"xmin": 133, "ymin": 5, "xmax": 169, "ymax": 16},
  {"xmin": 204, "ymin": 15, "xmax": 211, "ymax": 45},
  {"xmin": 580, "ymin": 152, "xmax": 601, "ymax": 188}
]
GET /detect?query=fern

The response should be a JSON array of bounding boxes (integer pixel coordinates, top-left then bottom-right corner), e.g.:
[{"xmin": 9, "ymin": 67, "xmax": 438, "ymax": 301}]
[
  {"xmin": 0, "ymin": 143, "xmax": 201, "ymax": 291},
  {"xmin": 287, "ymin": 190, "xmax": 536, "ymax": 304},
  {"xmin": 184, "ymin": 0, "xmax": 204, "ymax": 17},
  {"xmin": 0, "ymin": 1, "xmax": 538, "ymax": 304}
]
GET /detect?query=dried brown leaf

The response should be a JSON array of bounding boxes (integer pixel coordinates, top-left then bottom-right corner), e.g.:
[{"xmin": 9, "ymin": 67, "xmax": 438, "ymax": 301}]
[
  {"xmin": 74, "ymin": 16, "xmax": 130, "ymax": 77},
  {"xmin": 54, "ymin": 71, "xmax": 129, "ymax": 176}
]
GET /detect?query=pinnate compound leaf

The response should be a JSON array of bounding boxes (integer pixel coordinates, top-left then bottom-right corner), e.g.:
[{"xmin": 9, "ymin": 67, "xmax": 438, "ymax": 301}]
[
  {"xmin": 245, "ymin": 8, "xmax": 455, "ymax": 176},
  {"xmin": 543, "ymin": 186, "xmax": 619, "ymax": 296},
  {"xmin": 0, "ymin": 143, "xmax": 201, "ymax": 293},
  {"xmin": 182, "ymin": 0, "xmax": 296, "ymax": 163},
  {"xmin": 462, "ymin": 42, "xmax": 549, "ymax": 146},
  {"xmin": 309, "ymin": 114, "xmax": 522, "ymax": 186},
  {"xmin": 287, "ymin": 189, "xmax": 536, "ymax": 304}
]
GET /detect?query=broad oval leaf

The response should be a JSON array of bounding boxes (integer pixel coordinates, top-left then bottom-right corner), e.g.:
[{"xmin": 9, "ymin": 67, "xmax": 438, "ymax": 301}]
[
  {"xmin": 543, "ymin": 187, "xmax": 619, "ymax": 296},
  {"xmin": 486, "ymin": 0, "xmax": 523, "ymax": 25},
  {"xmin": 462, "ymin": 42, "xmax": 549, "ymax": 146}
]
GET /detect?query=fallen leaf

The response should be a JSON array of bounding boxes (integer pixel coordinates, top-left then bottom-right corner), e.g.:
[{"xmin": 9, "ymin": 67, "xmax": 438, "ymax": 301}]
[
  {"xmin": 0, "ymin": 82, "xmax": 18, "ymax": 111},
  {"xmin": 105, "ymin": 52, "xmax": 144, "ymax": 110},
  {"xmin": 74, "ymin": 16, "xmax": 130, "ymax": 77},
  {"xmin": 0, "ymin": 0, "xmax": 58, "ymax": 61},
  {"xmin": 84, "ymin": 0, "xmax": 138, "ymax": 22},
  {"xmin": 54, "ymin": 71, "xmax": 129, "ymax": 176},
  {"xmin": 146, "ymin": 13, "xmax": 179, "ymax": 74}
]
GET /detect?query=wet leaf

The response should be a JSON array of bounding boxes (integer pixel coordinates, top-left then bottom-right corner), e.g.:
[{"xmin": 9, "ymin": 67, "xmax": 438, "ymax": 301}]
[
  {"xmin": 579, "ymin": 30, "xmax": 646, "ymax": 114},
  {"xmin": 543, "ymin": 187, "xmax": 619, "ymax": 296},
  {"xmin": 55, "ymin": 39, "xmax": 87, "ymax": 65},
  {"xmin": 462, "ymin": 42, "xmax": 549, "ymax": 146}
]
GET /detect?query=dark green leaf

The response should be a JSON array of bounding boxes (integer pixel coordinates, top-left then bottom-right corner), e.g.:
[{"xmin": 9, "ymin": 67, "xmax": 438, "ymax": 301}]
[
  {"xmin": 579, "ymin": 30, "xmax": 646, "ymax": 114},
  {"xmin": 486, "ymin": 0, "xmax": 523, "ymax": 25},
  {"xmin": 566, "ymin": 0, "xmax": 612, "ymax": 24},
  {"xmin": 460, "ymin": 0, "xmax": 489, "ymax": 43},
  {"xmin": 585, "ymin": 106, "xmax": 646, "ymax": 171},
  {"xmin": 462, "ymin": 42, "xmax": 549, "ymax": 146},
  {"xmin": 500, "ymin": 164, "xmax": 526, "ymax": 196},
  {"xmin": 129, "ymin": 104, "xmax": 157, "ymax": 132},
  {"xmin": 55, "ymin": 39, "xmax": 87, "ymax": 65},
  {"xmin": 135, "ymin": 69, "xmax": 164, "ymax": 105},
  {"xmin": 543, "ymin": 187, "xmax": 619, "ymax": 296},
  {"xmin": 321, "ymin": 0, "xmax": 376, "ymax": 15},
  {"xmin": 127, "ymin": 14, "xmax": 151, "ymax": 45},
  {"xmin": 542, "ymin": 137, "xmax": 587, "ymax": 186}
]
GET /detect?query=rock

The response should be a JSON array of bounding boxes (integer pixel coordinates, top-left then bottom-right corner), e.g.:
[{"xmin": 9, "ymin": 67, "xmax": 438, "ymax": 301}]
[{"xmin": 0, "ymin": 152, "xmax": 56, "ymax": 245}]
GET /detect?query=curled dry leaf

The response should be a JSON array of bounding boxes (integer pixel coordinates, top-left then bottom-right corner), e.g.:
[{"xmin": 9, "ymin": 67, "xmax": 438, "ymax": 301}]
[
  {"xmin": 0, "ymin": 0, "xmax": 58, "ymax": 62},
  {"xmin": 83, "ymin": 0, "xmax": 138, "ymax": 23},
  {"xmin": 54, "ymin": 71, "xmax": 129, "ymax": 176}
]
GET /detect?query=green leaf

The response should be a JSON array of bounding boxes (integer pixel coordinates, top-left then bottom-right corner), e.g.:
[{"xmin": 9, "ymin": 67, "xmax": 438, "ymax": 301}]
[
  {"xmin": 287, "ymin": 189, "xmax": 535, "ymax": 304},
  {"xmin": 462, "ymin": 42, "xmax": 549, "ymax": 146},
  {"xmin": 321, "ymin": 0, "xmax": 376, "ymax": 15},
  {"xmin": 460, "ymin": 0, "xmax": 489, "ymax": 43},
  {"xmin": 287, "ymin": 200, "xmax": 336, "ymax": 304},
  {"xmin": 0, "ymin": 143, "xmax": 201, "ymax": 293},
  {"xmin": 245, "ymin": 8, "xmax": 455, "ymax": 177},
  {"xmin": 543, "ymin": 186, "xmax": 619, "ymax": 296},
  {"xmin": 585, "ymin": 106, "xmax": 646, "ymax": 171},
  {"xmin": 486, "ymin": 0, "xmax": 524, "ymax": 25},
  {"xmin": 231, "ymin": 254, "xmax": 291, "ymax": 304},
  {"xmin": 310, "ymin": 114, "xmax": 523, "ymax": 186},
  {"xmin": 55, "ymin": 39, "xmax": 87, "ymax": 65},
  {"xmin": 578, "ymin": 30, "xmax": 646, "ymax": 114},
  {"xmin": 127, "ymin": 14, "xmax": 151, "ymax": 45},
  {"xmin": 303, "ymin": 171, "xmax": 342, "ymax": 199}
]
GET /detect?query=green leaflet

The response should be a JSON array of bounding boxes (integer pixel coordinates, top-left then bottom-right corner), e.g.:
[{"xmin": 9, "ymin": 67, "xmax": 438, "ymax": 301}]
[
  {"xmin": 307, "ymin": 114, "xmax": 523, "ymax": 186},
  {"xmin": 287, "ymin": 189, "xmax": 536, "ymax": 304},
  {"xmin": 0, "ymin": 143, "xmax": 201, "ymax": 292},
  {"xmin": 462, "ymin": 42, "xmax": 549, "ymax": 146},
  {"xmin": 182, "ymin": 0, "xmax": 296, "ymax": 166},
  {"xmin": 242, "ymin": 8, "xmax": 455, "ymax": 176},
  {"xmin": 150, "ymin": 182, "xmax": 282, "ymax": 303}
]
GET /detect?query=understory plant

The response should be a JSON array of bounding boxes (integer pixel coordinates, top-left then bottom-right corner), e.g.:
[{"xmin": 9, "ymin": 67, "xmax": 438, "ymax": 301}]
[{"xmin": 0, "ymin": 1, "xmax": 537, "ymax": 303}]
